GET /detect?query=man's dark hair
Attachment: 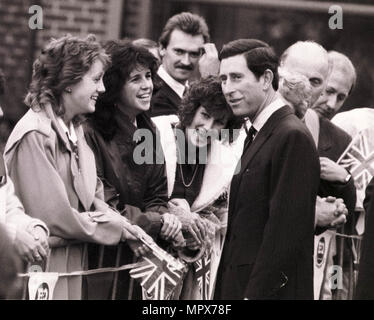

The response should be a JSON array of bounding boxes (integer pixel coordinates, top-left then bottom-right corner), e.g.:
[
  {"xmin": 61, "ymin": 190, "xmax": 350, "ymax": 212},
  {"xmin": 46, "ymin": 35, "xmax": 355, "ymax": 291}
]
[
  {"xmin": 159, "ymin": 12, "xmax": 210, "ymax": 49},
  {"xmin": 0, "ymin": 69, "xmax": 5, "ymax": 96},
  {"xmin": 219, "ymin": 39, "xmax": 279, "ymax": 91}
]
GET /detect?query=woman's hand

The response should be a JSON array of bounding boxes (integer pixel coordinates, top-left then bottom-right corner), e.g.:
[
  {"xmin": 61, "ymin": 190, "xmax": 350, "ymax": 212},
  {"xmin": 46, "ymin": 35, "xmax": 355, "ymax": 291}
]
[
  {"xmin": 127, "ymin": 239, "xmax": 151, "ymax": 257},
  {"xmin": 14, "ymin": 228, "xmax": 48, "ymax": 263},
  {"xmin": 160, "ymin": 213, "xmax": 182, "ymax": 241}
]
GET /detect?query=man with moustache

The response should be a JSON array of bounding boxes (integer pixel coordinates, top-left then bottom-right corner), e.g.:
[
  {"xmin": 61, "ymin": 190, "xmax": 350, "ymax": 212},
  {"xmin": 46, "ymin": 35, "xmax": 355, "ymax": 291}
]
[
  {"xmin": 214, "ymin": 39, "xmax": 320, "ymax": 300},
  {"xmin": 279, "ymin": 43, "xmax": 356, "ymax": 299},
  {"xmin": 150, "ymin": 12, "xmax": 220, "ymax": 117}
]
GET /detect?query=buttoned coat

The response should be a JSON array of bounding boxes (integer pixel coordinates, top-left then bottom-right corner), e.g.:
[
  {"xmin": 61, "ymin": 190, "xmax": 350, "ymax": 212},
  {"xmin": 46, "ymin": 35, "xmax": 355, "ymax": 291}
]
[
  {"xmin": 4, "ymin": 104, "xmax": 125, "ymax": 299},
  {"xmin": 214, "ymin": 106, "xmax": 320, "ymax": 300}
]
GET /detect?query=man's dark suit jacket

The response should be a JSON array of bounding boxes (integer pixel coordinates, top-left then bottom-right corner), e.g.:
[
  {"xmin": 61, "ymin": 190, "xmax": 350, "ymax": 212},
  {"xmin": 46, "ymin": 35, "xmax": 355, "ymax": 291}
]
[
  {"xmin": 317, "ymin": 117, "xmax": 356, "ymax": 216},
  {"xmin": 149, "ymin": 74, "xmax": 181, "ymax": 117},
  {"xmin": 355, "ymin": 176, "xmax": 374, "ymax": 299},
  {"xmin": 214, "ymin": 105, "xmax": 320, "ymax": 300}
]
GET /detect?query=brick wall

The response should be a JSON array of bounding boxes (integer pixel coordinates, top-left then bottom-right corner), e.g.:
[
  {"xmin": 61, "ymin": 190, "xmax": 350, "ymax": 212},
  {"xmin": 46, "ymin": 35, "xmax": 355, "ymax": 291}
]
[
  {"xmin": 0, "ymin": 0, "xmax": 34, "ymax": 122},
  {"xmin": 0, "ymin": 0, "xmax": 125, "ymax": 125}
]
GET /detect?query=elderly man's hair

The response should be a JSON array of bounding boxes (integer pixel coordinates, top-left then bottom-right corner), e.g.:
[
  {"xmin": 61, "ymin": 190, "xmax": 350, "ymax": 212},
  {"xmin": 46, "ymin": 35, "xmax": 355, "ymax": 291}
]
[
  {"xmin": 219, "ymin": 39, "xmax": 279, "ymax": 91},
  {"xmin": 159, "ymin": 12, "xmax": 210, "ymax": 48},
  {"xmin": 328, "ymin": 50, "xmax": 357, "ymax": 95},
  {"xmin": 0, "ymin": 69, "xmax": 5, "ymax": 96},
  {"xmin": 280, "ymin": 40, "xmax": 327, "ymax": 64}
]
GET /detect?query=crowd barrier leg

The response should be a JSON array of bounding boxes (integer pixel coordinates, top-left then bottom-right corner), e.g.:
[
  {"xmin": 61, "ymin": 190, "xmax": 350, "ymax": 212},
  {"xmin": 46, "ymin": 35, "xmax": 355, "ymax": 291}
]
[
  {"xmin": 336, "ymin": 226, "xmax": 345, "ymax": 300},
  {"xmin": 111, "ymin": 243, "xmax": 122, "ymax": 300}
]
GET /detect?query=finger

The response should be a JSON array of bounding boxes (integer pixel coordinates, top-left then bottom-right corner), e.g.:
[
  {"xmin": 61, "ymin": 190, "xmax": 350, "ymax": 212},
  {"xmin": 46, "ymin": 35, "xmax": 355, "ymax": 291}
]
[
  {"xmin": 161, "ymin": 219, "xmax": 174, "ymax": 239},
  {"xmin": 33, "ymin": 249, "xmax": 42, "ymax": 262},
  {"xmin": 37, "ymin": 245, "xmax": 48, "ymax": 259},
  {"xmin": 171, "ymin": 221, "xmax": 182, "ymax": 239},
  {"xmin": 196, "ymin": 219, "xmax": 207, "ymax": 239},
  {"xmin": 188, "ymin": 226, "xmax": 201, "ymax": 244},
  {"xmin": 203, "ymin": 43, "xmax": 218, "ymax": 57},
  {"xmin": 192, "ymin": 223, "xmax": 204, "ymax": 243},
  {"xmin": 331, "ymin": 215, "xmax": 346, "ymax": 227},
  {"xmin": 325, "ymin": 196, "xmax": 336, "ymax": 202},
  {"xmin": 25, "ymin": 251, "xmax": 35, "ymax": 263}
]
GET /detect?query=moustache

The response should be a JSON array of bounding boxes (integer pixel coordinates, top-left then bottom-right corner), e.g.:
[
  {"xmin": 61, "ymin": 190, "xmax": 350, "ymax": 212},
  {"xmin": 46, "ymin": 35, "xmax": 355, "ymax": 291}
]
[{"xmin": 175, "ymin": 64, "xmax": 193, "ymax": 71}]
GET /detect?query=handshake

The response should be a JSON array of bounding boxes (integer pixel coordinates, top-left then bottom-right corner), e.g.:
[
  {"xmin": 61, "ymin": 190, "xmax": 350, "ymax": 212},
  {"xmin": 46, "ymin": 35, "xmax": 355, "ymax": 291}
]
[{"xmin": 315, "ymin": 196, "xmax": 348, "ymax": 229}]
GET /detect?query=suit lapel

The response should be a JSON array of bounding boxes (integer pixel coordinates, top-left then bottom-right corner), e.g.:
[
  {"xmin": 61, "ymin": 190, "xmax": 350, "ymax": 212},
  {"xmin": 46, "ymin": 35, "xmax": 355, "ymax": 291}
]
[{"xmin": 229, "ymin": 106, "xmax": 293, "ymax": 215}]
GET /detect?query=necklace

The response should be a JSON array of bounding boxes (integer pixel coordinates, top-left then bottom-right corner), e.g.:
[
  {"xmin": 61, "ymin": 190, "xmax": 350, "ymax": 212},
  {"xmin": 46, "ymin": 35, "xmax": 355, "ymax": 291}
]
[
  {"xmin": 178, "ymin": 162, "xmax": 199, "ymax": 188},
  {"xmin": 175, "ymin": 130, "xmax": 200, "ymax": 188}
]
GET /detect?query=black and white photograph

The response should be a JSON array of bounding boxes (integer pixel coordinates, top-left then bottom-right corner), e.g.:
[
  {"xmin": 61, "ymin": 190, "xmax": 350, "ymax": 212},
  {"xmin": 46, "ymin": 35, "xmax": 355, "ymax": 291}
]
[{"xmin": 0, "ymin": 0, "xmax": 373, "ymax": 308}]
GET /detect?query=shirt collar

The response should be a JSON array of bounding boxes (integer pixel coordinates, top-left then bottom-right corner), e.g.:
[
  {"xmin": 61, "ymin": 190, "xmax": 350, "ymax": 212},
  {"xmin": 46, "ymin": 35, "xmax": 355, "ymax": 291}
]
[
  {"xmin": 57, "ymin": 118, "xmax": 77, "ymax": 144},
  {"xmin": 252, "ymin": 98, "xmax": 285, "ymax": 133},
  {"xmin": 157, "ymin": 65, "xmax": 187, "ymax": 99}
]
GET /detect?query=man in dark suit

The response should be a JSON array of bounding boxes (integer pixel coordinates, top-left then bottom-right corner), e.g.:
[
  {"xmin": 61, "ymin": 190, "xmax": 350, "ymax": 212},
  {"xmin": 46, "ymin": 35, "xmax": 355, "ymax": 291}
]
[
  {"xmin": 214, "ymin": 39, "xmax": 320, "ymax": 300},
  {"xmin": 150, "ymin": 12, "xmax": 220, "ymax": 117}
]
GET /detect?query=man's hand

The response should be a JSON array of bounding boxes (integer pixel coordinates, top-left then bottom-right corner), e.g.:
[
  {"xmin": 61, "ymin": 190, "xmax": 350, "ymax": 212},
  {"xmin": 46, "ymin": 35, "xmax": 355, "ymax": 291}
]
[
  {"xmin": 326, "ymin": 197, "xmax": 348, "ymax": 228},
  {"xmin": 320, "ymin": 157, "xmax": 350, "ymax": 183},
  {"xmin": 315, "ymin": 196, "xmax": 347, "ymax": 228},
  {"xmin": 160, "ymin": 213, "xmax": 182, "ymax": 241},
  {"xmin": 198, "ymin": 43, "xmax": 220, "ymax": 78},
  {"xmin": 14, "ymin": 228, "xmax": 48, "ymax": 263}
]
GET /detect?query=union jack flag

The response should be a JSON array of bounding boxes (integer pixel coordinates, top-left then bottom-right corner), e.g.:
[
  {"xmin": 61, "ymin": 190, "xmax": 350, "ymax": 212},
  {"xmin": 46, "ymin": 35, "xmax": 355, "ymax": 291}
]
[
  {"xmin": 129, "ymin": 247, "xmax": 186, "ymax": 300},
  {"xmin": 338, "ymin": 128, "xmax": 374, "ymax": 209},
  {"xmin": 193, "ymin": 253, "xmax": 211, "ymax": 300}
]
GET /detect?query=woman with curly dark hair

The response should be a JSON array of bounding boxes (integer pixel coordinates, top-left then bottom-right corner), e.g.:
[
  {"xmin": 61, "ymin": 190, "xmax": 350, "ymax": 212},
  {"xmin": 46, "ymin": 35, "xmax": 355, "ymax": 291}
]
[
  {"xmin": 152, "ymin": 76, "xmax": 246, "ymax": 299},
  {"xmin": 3, "ymin": 34, "xmax": 150, "ymax": 300},
  {"xmin": 84, "ymin": 41, "xmax": 182, "ymax": 299}
]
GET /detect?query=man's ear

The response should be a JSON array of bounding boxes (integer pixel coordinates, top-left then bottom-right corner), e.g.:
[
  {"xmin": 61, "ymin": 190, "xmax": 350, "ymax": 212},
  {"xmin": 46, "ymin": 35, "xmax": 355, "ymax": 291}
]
[{"xmin": 262, "ymin": 69, "xmax": 274, "ymax": 91}]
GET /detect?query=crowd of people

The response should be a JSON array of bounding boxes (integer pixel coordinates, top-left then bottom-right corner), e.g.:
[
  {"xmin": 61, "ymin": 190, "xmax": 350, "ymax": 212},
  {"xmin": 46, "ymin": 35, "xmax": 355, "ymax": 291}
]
[{"xmin": 0, "ymin": 11, "xmax": 372, "ymax": 300}]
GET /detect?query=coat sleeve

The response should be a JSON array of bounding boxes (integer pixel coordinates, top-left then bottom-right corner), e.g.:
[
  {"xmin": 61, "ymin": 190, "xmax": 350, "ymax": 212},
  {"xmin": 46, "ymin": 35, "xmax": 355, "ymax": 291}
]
[
  {"xmin": 84, "ymin": 127, "xmax": 119, "ymax": 206},
  {"xmin": 6, "ymin": 131, "xmax": 124, "ymax": 246},
  {"xmin": 244, "ymin": 128, "xmax": 320, "ymax": 299},
  {"xmin": 4, "ymin": 177, "xmax": 49, "ymax": 242}
]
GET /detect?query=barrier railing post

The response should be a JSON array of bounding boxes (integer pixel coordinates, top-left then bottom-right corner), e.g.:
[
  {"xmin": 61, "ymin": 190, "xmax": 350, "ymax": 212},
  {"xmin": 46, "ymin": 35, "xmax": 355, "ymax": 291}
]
[{"xmin": 111, "ymin": 243, "xmax": 122, "ymax": 300}]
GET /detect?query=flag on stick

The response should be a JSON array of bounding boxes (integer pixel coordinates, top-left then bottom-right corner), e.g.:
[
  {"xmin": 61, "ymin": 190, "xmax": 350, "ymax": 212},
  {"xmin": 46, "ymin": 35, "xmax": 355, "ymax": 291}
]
[
  {"xmin": 129, "ymin": 237, "xmax": 187, "ymax": 300},
  {"xmin": 193, "ymin": 253, "xmax": 211, "ymax": 300}
]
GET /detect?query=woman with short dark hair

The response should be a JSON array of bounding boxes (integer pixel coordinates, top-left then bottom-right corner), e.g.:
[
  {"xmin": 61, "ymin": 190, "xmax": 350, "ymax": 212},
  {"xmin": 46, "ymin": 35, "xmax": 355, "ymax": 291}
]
[{"xmin": 152, "ymin": 76, "xmax": 245, "ymax": 299}]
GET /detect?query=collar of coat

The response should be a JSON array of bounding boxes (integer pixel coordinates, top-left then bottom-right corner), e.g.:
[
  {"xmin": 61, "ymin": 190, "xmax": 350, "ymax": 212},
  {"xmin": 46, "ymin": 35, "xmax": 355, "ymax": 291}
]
[
  {"xmin": 152, "ymin": 115, "xmax": 246, "ymax": 212},
  {"xmin": 4, "ymin": 104, "xmax": 98, "ymax": 211}
]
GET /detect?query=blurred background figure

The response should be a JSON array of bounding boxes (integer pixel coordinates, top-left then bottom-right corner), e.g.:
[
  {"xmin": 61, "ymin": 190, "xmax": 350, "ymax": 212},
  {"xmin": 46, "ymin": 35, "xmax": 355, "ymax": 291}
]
[
  {"xmin": 313, "ymin": 51, "xmax": 357, "ymax": 120},
  {"xmin": 132, "ymin": 38, "xmax": 162, "ymax": 63}
]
